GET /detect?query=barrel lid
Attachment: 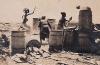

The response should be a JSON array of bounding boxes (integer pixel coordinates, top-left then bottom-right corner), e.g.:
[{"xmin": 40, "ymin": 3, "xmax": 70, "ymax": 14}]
[{"xmin": 11, "ymin": 31, "xmax": 25, "ymax": 36}]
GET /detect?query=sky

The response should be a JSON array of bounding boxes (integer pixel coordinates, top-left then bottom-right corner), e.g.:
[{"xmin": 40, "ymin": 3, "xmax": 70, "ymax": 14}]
[{"xmin": 0, "ymin": 0, "xmax": 100, "ymax": 24}]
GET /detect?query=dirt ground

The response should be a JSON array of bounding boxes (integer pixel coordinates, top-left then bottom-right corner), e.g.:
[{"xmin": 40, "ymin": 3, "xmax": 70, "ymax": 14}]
[{"xmin": 0, "ymin": 45, "xmax": 100, "ymax": 65}]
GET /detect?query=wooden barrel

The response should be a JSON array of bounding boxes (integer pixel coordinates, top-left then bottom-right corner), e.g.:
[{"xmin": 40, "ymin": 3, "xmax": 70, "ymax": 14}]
[
  {"xmin": 78, "ymin": 33, "xmax": 92, "ymax": 52},
  {"xmin": 63, "ymin": 28, "xmax": 78, "ymax": 51},
  {"xmin": 47, "ymin": 19, "xmax": 56, "ymax": 30},
  {"xmin": 11, "ymin": 31, "xmax": 25, "ymax": 54},
  {"xmin": 33, "ymin": 18, "xmax": 40, "ymax": 33},
  {"xmin": 49, "ymin": 30, "xmax": 63, "ymax": 52},
  {"xmin": 79, "ymin": 7, "xmax": 93, "ymax": 32}
]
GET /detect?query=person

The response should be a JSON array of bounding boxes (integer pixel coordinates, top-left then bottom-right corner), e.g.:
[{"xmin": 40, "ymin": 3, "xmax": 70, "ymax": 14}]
[
  {"xmin": 22, "ymin": 8, "xmax": 35, "ymax": 24},
  {"xmin": 57, "ymin": 12, "xmax": 68, "ymax": 29},
  {"xmin": 19, "ymin": 8, "xmax": 35, "ymax": 30},
  {"xmin": 38, "ymin": 16, "xmax": 51, "ymax": 44},
  {"xmin": 1, "ymin": 34, "xmax": 9, "ymax": 47}
]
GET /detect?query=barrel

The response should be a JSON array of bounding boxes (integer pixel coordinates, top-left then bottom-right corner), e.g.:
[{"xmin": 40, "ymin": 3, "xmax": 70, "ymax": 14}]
[
  {"xmin": 33, "ymin": 18, "xmax": 40, "ymax": 33},
  {"xmin": 47, "ymin": 19, "xmax": 56, "ymax": 30},
  {"xmin": 79, "ymin": 7, "xmax": 93, "ymax": 32},
  {"xmin": 11, "ymin": 31, "xmax": 25, "ymax": 54},
  {"xmin": 63, "ymin": 28, "xmax": 78, "ymax": 51},
  {"xmin": 78, "ymin": 33, "xmax": 92, "ymax": 52},
  {"xmin": 49, "ymin": 30, "xmax": 63, "ymax": 52}
]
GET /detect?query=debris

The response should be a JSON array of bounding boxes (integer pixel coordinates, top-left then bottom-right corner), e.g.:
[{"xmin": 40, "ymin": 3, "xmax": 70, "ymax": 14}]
[
  {"xmin": 42, "ymin": 52, "xmax": 50, "ymax": 58},
  {"xmin": 11, "ymin": 54, "xmax": 27, "ymax": 63},
  {"xmin": 27, "ymin": 55, "xmax": 35, "ymax": 64},
  {"xmin": 56, "ymin": 62, "xmax": 68, "ymax": 65},
  {"xmin": 96, "ymin": 61, "xmax": 100, "ymax": 65},
  {"xmin": 37, "ymin": 64, "xmax": 43, "ymax": 65},
  {"xmin": 90, "ymin": 59, "xmax": 97, "ymax": 65},
  {"xmin": 0, "ymin": 56, "xmax": 7, "ymax": 65}
]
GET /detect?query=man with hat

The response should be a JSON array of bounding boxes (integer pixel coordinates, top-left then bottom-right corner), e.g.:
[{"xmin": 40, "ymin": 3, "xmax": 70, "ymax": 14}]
[{"xmin": 57, "ymin": 12, "xmax": 68, "ymax": 29}]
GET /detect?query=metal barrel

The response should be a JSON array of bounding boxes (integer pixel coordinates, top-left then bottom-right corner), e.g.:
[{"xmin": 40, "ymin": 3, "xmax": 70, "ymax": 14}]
[
  {"xmin": 48, "ymin": 30, "xmax": 63, "ymax": 52},
  {"xmin": 11, "ymin": 31, "xmax": 25, "ymax": 54}
]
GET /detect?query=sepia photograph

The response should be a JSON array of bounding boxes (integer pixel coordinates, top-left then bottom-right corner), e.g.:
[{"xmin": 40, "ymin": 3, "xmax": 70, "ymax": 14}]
[{"xmin": 0, "ymin": 0, "xmax": 100, "ymax": 65}]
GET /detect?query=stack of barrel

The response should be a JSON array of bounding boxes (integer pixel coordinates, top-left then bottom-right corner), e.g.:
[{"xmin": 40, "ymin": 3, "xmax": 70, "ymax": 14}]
[
  {"xmin": 78, "ymin": 7, "xmax": 94, "ymax": 52},
  {"xmin": 48, "ymin": 7, "xmax": 95, "ymax": 53},
  {"xmin": 48, "ymin": 19, "xmax": 63, "ymax": 52}
]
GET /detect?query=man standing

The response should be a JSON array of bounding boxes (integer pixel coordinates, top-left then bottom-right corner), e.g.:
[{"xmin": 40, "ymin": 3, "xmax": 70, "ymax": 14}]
[
  {"xmin": 57, "ymin": 12, "xmax": 68, "ymax": 29},
  {"xmin": 38, "ymin": 16, "xmax": 51, "ymax": 44},
  {"xmin": 57, "ymin": 12, "xmax": 72, "ymax": 29}
]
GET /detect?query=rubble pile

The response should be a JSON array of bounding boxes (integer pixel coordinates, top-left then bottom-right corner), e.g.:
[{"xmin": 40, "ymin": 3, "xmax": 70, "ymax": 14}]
[
  {"xmin": 0, "ymin": 23, "xmax": 11, "ymax": 31},
  {"xmin": 0, "ymin": 45, "xmax": 99, "ymax": 65},
  {"xmin": 0, "ymin": 56, "xmax": 8, "ymax": 65},
  {"xmin": 10, "ymin": 46, "xmax": 51, "ymax": 64}
]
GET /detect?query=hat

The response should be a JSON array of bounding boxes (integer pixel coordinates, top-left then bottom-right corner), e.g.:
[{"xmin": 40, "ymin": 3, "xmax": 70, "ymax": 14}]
[
  {"xmin": 61, "ymin": 12, "xmax": 66, "ymax": 14},
  {"xmin": 23, "ymin": 8, "xmax": 29, "ymax": 13},
  {"xmin": 41, "ymin": 16, "xmax": 46, "ymax": 19},
  {"xmin": 61, "ymin": 12, "xmax": 66, "ymax": 17}
]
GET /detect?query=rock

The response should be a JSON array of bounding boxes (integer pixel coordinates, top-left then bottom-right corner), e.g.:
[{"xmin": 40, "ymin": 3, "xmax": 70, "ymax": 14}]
[
  {"xmin": 11, "ymin": 56, "xmax": 23, "ymax": 63},
  {"xmin": 27, "ymin": 55, "xmax": 35, "ymax": 64},
  {"xmin": 16, "ymin": 54, "xmax": 27, "ymax": 59},
  {"xmin": 42, "ymin": 52, "xmax": 50, "ymax": 58},
  {"xmin": 30, "ymin": 52, "xmax": 35, "ymax": 57},
  {"xmin": 95, "ymin": 38, "xmax": 100, "ymax": 43},
  {"xmin": 85, "ymin": 56, "xmax": 91, "ymax": 60},
  {"xmin": 0, "ymin": 56, "xmax": 7, "ymax": 65},
  {"xmin": 37, "ymin": 64, "xmax": 43, "ymax": 65},
  {"xmin": 30, "ymin": 52, "xmax": 41, "ymax": 59},
  {"xmin": 61, "ymin": 51, "xmax": 66, "ymax": 54},
  {"xmin": 90, "ymin": 59, "xmax": 97, "ymax": 65},
  {"xmin": 28, "ymin": 47, "xmax": 51, "ymax": 59},
  {"xmin": 35, "ymin": 55, "xmax": 41, "ymax": 59},
  {"xmin": 56, "ymin": 62, "xmax": 68, "ymax": 65},
  {"xmin": 34, "ymin": 47, "xmax": 40, "ymax": 52},
  {"xmin": 96, "ymin": 61, "xmax": 100, "ymax": 65},
  {"xmin": 11, "ymin": 54, "xmax": 27, "ymax": 63}
]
